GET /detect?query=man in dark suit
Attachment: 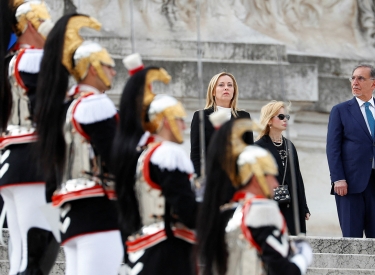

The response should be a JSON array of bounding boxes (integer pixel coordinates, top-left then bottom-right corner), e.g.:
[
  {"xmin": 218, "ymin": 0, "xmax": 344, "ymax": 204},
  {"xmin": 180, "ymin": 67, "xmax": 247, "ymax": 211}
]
[{"xmin": 327, "ymin": 64, "xmax": 375, "ymax": 237}]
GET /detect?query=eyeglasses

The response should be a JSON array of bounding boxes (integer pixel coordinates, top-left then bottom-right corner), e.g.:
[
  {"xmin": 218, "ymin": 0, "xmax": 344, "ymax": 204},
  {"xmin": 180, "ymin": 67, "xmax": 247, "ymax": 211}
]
[
  {"xmin": 348, "ymin": 76, "xmax": 375, "ymax": 83},
  {"xmin": 276, "ymin": 114, "xmax": 290, "ymax": 120}
]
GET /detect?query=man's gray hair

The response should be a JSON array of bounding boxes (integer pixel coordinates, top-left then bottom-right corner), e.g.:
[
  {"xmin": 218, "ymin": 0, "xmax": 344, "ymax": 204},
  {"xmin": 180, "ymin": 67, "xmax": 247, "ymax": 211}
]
[{"xmin": 352, "ymin": 64, "xmax": 375, "ymax": 78}]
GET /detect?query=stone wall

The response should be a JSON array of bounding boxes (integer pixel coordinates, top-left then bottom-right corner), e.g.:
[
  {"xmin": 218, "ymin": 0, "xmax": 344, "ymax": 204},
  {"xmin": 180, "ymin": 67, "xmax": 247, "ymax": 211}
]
[
  {"xmin": 44, "ymin": 0, "xmax": 375, "ymax": 113},
  {"xmin": 46, "ymin": 0, "xmax": 375, "ymax": 58}
]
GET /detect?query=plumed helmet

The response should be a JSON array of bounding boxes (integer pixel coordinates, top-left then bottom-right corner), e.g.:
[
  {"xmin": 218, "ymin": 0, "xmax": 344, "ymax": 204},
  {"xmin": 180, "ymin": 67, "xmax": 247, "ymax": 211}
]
[
  {"xmin": 147, "ymin": 94, "xmax": 186, "ymax": 143},
  {"xmin": 123, "ymin": 53, "xmax": 187, "ymax": 144},
  {"xmin": 237, "ymin": 145, "xmax": 278, "ymax": 198},
  {"xmin": 217, "ymin": 119, "xmax": 277, "ymax": 198},
  {"xmin": 13, "ymin": 0, "xmax": 53, "ymax": 39},
  {"xmin": 61, "ymin": 15, "xmax": 115, "ymax": 88}
]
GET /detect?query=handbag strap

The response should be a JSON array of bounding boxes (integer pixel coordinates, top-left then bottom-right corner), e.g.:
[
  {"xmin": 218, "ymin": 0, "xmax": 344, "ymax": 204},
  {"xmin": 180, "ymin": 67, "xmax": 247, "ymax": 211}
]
[{"xmin": 280, "ymin": 137, "xmax": 288, "ymax": 186}]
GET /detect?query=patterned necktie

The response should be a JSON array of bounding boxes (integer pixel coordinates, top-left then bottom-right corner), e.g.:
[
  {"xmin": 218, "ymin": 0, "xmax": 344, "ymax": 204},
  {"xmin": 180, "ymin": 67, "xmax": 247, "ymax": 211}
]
[{"xmin": 365, "ymin": 101, "xmax": 375, "ymax": 138}]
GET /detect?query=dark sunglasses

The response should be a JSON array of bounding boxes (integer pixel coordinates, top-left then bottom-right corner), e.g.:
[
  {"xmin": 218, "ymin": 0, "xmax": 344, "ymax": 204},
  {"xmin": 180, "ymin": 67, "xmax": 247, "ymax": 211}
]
[{"xmin": 276, "ymin": 114, "xmax": 290, "ymax": 120}]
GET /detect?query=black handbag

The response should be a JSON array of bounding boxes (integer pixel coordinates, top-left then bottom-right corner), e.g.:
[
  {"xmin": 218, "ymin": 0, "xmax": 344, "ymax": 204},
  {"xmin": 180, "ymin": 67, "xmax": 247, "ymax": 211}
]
[
  {"xmin": 274, "ymin": 184, "xmax": 291, "ymax": 204},
  {"xmin": 273, "ymin": 138, "xmax": 291, "ymax": 204}
]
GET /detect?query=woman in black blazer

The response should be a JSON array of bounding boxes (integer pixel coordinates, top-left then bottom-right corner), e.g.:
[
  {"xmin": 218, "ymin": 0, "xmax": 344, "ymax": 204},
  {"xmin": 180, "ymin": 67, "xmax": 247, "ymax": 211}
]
[
  {"xmin": 255, "ymin": 100, "xmax": 310, "ymax": 235},
  {"xmin": 190, "ymin": 72, "xmax": 253, "ymax": 177}
]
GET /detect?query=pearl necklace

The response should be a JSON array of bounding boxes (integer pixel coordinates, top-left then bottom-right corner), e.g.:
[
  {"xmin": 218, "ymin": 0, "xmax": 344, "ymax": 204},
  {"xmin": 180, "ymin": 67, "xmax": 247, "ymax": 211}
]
[{"xmin": 271, "ymin": 136, "xmax": 283, "ymax": 147}]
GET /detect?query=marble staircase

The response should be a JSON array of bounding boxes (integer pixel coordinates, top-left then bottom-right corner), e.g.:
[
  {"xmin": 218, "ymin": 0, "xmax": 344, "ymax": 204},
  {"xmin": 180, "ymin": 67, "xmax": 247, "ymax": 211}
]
[
  {"xmin": 0, "ymin": 230, "xmax": 65, "ymax": 275},
  {"xmin": 305, "ymin": 236, "xmax": 375, "ymax": 274},
  {"xmin": 0, "ymin": 230, "xmax": 375, "ymax": 274}
]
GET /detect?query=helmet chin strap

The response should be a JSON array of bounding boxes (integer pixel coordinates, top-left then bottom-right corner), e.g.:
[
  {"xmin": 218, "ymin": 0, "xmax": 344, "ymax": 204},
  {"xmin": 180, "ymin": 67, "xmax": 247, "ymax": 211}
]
[
  {"xmin": 167, "ymin": 116, "xmax": 183, "ymax": 144},
  {"xmin": 92, "ymin": 60, "xmax": 112, "ymax": 89},
  {"xmin": 258, "ymin": 177, "xmax": 272, "ymax": 198},
  {"xmin": 37, "ymin": 20, "xmax": 54, "ymax": 39},
  {"xmin": 155, "ymin": 117, "xmax": 183, "ymax": 144},
  {"xmin": 253, "ymin": 166, "xmax": 271, "ymax": 198}
]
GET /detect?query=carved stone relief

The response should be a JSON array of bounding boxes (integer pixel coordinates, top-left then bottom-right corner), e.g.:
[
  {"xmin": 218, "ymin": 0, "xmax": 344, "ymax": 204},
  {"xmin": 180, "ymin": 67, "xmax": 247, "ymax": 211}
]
[
  {"xmin": 46, "ymin": 0, "xmax": 375, "ymax": 58},
  {"xmin": 357, "ymin": 0, "xmax": 375, "ymax": 47}
]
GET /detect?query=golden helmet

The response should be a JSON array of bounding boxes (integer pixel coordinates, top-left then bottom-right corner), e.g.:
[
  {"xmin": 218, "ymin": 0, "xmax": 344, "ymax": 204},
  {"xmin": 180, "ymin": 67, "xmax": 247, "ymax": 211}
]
[
  {"xmin": 220, "ymin": 119, "xmax": 277, "ymax": 198},
  {"xmin": 237, "ymin": 145, "xmax": 278, "ymax": 198},
  {"xmin": 62, "ymin": 15, "xmax": 115, "ymax": 88},
  {"xmin": 13, "ymin": 0, "xmax": 53, "ymax": 39}
]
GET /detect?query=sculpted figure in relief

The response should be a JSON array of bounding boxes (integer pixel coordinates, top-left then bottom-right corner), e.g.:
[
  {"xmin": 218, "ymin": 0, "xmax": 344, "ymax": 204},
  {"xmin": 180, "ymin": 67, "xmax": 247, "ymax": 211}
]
[
  {"xmin": 58, "ymin": 0, "xmax": 375, "ymax": 57},
  {"xmin": 357, "ymin": 0, "xmax": 375, "ymax": 47}
]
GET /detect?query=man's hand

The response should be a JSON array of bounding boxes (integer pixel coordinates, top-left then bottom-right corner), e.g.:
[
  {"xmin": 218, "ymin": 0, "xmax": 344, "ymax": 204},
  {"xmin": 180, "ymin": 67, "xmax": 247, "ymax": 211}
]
[{"xmin": 334, "ymin": 180, "xmax": 348, "ymax": 196}]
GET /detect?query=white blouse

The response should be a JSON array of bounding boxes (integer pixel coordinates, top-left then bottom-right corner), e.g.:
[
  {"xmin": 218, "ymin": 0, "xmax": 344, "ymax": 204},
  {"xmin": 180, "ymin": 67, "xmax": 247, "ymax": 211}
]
[{"xmin": 217, "ymin": 106, "xmax": 232, "ymax": 121}]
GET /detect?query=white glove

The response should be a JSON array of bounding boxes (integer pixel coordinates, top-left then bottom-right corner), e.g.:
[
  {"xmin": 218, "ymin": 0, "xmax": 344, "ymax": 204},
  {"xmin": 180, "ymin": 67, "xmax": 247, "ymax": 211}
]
[
  {"xmin": 295, "ymin": 241, "xmax": 313, "ymax": 265},
  {"xmin": 290, "ymin": 241, "xmax": 313, "ymax": 274},
  {"xmin": 194, "ymin": 176, "xmax": 206, "ymax": 202}
]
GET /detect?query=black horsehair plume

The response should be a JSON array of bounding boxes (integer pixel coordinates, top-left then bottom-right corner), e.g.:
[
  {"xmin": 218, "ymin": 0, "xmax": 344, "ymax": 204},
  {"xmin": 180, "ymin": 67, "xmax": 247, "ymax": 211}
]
[
  {"xmin": 0, "ymin": 0, "xmax": 14, "ymax": 133},
  {"xmin": 112, "ymin": 66, "xmax": 160, "ymax": 236},
  {"xmin": 35, "ymin": 14, "xmax": 79, "ymax": 196}
]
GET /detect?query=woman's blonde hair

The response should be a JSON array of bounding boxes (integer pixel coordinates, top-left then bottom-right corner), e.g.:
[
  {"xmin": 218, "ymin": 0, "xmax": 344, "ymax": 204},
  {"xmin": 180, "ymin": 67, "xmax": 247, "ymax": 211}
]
[
  {"xmin": 258, "ymin": 100, "xmax": 291, "ymax": 139},
  {"xmin": 204, "ymin": 72, "xmax": 239, "ymax": 117}
]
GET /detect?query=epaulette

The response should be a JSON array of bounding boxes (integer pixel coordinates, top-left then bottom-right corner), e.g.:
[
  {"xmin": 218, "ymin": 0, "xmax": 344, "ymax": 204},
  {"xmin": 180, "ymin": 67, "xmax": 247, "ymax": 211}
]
[
  {"xmin": 73, "ymin": 94, "xmax": 117, "ymax": 124},
  {"xmin": 150, "ymin": 141, "xmax": 194, "ymax": 174},
  {"xmin": 244, "ymin": 199, "xmax": 284, "ymax": 230},
  {"xmin": 17, "ymin": 49, "xmax": 43, "ymax": 73}
]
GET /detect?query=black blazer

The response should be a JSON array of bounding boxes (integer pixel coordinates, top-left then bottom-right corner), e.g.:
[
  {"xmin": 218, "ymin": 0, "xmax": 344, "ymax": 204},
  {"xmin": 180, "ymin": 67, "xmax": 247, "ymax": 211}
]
[
  {"xmin": 255, "ymin": 135, "xmax": 309, "ymax": 234},
  {"xmin": 190, "ymin": 107, "xmax": 254, "ymax": 177}
]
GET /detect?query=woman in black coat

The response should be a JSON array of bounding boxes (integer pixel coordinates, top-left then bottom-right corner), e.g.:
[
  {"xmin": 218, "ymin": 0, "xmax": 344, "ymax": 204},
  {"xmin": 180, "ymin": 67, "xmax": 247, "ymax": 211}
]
[
  {"xmin": 190, "ymin": 72, "xmax": 253, "ymax": 177},
  {"xmin": 255, "ymin": 100, "xmax": 310, "ymax": 235}
]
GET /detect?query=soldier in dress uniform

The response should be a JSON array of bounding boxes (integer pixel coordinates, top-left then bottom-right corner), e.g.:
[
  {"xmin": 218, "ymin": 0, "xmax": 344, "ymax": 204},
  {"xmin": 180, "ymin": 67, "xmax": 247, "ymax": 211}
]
[
  {"xmin": 35, "ymin": 14, "xmax": 123, "ymax": 275},
  {"xmin": 197, "ymin": 118, "xmax": 313, "ymax": 275},
  {"xmin": 0, "ymin": 1, "xmax": 59, "ymax": 274},
  {"xmin": 112, "ymin": 53, "xmax": 197, "ymax": 275}
]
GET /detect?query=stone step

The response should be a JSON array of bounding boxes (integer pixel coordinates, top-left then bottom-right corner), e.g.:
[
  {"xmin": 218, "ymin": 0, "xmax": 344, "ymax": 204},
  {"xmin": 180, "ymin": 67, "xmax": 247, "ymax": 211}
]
[
  {"xmin": 0, "ymin": 260, "xmax": 65, "ymax": 275},
  {"xmin": 294, "ymin": 111, "xmax": 329, "ymax": 125},
  {"xmin": 1, "ymin": 233, "xmax": 374, "ymax": 274},
  {"xmin": 292, "ymin": 237, "xmax": 375, "ymax": 274},
  {"xmin": 306, "ymin": 236, "xmax": 375, "ymax": 255},
  {"xmin": 108, "ymin": 57, "xmax": 319, "ymax": 103},
  {"xmin": 307, "ymin": 268, "xmax": 375, "ymax": 275},
  {"xmin": 90, "ymin": 36, "xmax": 289, "ymax": 63},
  {"xmin": 311, "ymin": 253, "xmax": 375, "ymax": 269},
  {"xmin": 0, "ymin": 229, "xmax": 65, "ymax": 274},
  {"xmin": 0, "ymin": 244, "xmax": 65, "ymax": 261}
]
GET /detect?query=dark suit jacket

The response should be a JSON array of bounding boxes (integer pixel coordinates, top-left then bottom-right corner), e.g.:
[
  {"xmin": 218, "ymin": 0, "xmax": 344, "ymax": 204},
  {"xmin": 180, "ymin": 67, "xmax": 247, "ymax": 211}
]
[
  {"xmin": 190, "ymin": 107, "xmax": 253, "ymax": 177},
  {"xmin": 255, "ymin": 135, "xmax": 309, "ymax": 234},
  {"xmin": 327, "ymin": 97, "xmax": 375, "ymax": 194}
]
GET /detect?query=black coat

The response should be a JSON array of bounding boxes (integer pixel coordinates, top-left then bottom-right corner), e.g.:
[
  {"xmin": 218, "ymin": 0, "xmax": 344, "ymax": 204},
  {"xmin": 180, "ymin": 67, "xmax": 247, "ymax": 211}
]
[
  {"xmin": 255, "ymin": 135, "xmax": 310, "ymax": 235},
  {"xmin": 190, "ymin": 107, "xmax": 254, "ymax": 177}
]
